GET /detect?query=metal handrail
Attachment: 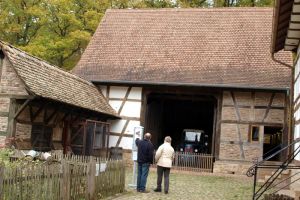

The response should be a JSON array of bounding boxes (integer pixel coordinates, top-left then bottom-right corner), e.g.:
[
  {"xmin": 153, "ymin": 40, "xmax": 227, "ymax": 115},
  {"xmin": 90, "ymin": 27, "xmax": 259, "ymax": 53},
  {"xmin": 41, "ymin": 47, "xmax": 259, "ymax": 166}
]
[
  {"xmin": 251, "ymin": 140, "xmax": 300, "ymax": 200},
  {"xmin": 247, "ymin": 138, "xmax": 300, "ymax": 177}
]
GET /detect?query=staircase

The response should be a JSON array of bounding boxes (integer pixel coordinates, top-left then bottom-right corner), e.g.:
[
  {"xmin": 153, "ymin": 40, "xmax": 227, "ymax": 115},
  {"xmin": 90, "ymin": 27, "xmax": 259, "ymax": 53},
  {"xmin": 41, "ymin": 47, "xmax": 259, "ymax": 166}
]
[
  {"xmin": 257, "ymin": 162, "xmax": 292, "ymax": 189},
  {"xmin": 247, "ymin": 139, "xmax": 300, "ymax": 200}
]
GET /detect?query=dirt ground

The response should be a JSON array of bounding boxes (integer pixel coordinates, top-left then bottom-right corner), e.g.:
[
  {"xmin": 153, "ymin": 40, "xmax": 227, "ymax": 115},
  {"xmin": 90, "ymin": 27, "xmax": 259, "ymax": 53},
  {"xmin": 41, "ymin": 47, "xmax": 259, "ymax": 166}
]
[{"xmin": 104, "ymin": 168, "xmax": 254, "ymax": 200}]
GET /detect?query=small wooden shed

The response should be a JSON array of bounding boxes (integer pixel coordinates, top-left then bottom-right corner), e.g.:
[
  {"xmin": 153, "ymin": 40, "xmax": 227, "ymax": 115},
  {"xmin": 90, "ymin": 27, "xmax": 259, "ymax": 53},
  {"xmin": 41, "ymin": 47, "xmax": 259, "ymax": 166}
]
[{"xmin": 0, "ymin": 41, "xmax": 118, "ymax": 156}]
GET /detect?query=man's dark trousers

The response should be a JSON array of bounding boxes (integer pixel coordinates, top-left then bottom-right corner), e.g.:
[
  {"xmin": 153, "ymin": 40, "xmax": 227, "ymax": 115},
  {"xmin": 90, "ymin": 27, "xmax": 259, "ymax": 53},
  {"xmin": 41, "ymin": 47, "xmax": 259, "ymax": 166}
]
[
  {"xmin": 156, "ymin": 165, "xmax": 170, "ymax": 193},
  {"xmin": 137, "ymin": 163, "xmax": 150, "ymax": 191}
]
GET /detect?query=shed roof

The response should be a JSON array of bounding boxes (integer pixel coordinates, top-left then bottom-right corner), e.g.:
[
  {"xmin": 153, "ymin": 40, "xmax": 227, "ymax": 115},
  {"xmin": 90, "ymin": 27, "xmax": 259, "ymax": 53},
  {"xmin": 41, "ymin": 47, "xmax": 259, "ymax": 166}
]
[
  {"xmin": 73, "ymin": 8, "xmax": 292, "ymax": 90},
  {"xmin": 0, "ymin": 41, "xmax": 118, "ymax": 118}
]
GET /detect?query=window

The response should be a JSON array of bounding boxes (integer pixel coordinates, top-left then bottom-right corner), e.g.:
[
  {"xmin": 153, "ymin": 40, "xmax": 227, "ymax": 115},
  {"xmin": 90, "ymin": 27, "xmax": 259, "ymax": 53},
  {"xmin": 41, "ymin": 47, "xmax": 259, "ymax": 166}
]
[{"xmin": 250, "ymin": 126, "xmax": 260, "ymax": 142}]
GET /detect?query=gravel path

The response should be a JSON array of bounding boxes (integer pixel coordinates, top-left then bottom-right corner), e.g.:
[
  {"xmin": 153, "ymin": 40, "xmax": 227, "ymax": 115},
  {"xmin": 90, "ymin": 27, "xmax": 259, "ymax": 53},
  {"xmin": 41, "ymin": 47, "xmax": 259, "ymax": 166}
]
[{"xmin": 104, "ymin": 168, "xmax": 253, "ymax": 200}]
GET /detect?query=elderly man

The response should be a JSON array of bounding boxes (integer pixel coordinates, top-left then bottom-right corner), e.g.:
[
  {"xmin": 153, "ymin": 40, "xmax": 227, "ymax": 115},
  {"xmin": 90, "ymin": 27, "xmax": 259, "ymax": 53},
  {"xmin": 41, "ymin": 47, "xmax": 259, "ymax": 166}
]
[
  {"xmin": 135, "ymin": 132, "xmax": 154, "ymax": 193},
  {"xmin": 154, "ymin": 136, "xmax": 175, "ymax": 194}
]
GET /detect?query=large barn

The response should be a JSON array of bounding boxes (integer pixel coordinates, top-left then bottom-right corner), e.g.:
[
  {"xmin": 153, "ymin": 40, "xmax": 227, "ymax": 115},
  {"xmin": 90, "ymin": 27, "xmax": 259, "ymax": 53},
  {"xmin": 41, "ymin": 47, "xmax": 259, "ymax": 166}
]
[{"xmin": 73, "ymin": 8, "xmax": 292, "ymax": 173}]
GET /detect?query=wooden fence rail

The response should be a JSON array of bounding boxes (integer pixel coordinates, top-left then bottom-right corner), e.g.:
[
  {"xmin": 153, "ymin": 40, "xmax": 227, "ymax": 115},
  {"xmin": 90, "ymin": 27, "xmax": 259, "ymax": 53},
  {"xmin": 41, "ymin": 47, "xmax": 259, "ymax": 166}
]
[
  {"xmin": 153, "ymin": 151, "xmax": 214, "ymax": 173},
  {"xmin": 0, "ymin": 155, "xmax": 125, "ymax": 200}
]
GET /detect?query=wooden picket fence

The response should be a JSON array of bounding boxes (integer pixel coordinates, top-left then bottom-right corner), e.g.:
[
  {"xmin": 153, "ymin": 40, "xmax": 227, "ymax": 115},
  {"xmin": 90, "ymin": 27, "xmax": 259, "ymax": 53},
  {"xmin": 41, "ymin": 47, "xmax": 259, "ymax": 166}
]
[
  {"xmin": 153, "ymin": 151, "xmax": 214, "ymax": 173},
  {"xmin": 0, "ymin": 155, "xmax": 125, "ymax": 200}
]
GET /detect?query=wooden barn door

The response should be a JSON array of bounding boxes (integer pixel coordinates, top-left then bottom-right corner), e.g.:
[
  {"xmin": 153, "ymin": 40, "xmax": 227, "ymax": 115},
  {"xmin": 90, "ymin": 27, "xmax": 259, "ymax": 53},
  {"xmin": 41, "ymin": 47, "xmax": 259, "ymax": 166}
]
[{"xmin": 145, "ymin": 100, "xmax": 163, "ymax": 148}]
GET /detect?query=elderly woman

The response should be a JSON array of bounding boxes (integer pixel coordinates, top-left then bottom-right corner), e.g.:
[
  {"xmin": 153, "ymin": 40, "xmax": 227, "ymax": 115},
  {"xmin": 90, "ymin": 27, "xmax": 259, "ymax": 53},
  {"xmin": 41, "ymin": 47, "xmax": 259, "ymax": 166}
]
[{"xmin": 154, "ymin": 136, "xmax": 175, "ymax": 194}]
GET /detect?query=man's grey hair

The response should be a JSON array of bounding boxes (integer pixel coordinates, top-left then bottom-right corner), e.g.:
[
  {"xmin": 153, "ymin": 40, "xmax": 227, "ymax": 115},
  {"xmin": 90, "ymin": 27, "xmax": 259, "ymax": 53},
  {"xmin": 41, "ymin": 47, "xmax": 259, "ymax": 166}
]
[
  {"xmin": 164, "ymin": 136, "xmax": 172, "ymax": 143},
  {"xmin": 144, "ymin": 133, "xmax": 151, "ymax": 140}
]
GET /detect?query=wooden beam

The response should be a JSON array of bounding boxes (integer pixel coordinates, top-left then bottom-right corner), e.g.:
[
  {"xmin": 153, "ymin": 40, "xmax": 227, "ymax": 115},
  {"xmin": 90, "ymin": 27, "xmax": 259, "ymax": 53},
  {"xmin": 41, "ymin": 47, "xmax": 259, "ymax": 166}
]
[
  {"xmin": 231, "ymin": 92, "xmax": 245, "ymax": 159},
  {"xmin": 0, "ymin": 94, "xmax": 34, "ymax": 99},
  {"xmin": 45, "ymin": 109, "xmax": 59, "ymax": 124},
  {"xmin": 118, "ymin": 87, "xmax": 132, "ymax": 115},
  {"xmin": 108, "ymin": 98, "xmax": 141, "ymax": 102},
  {"xmin": 13, "ymin": 99, "xmax": 31, "ymax": 119},
  {"xmin": 109, "ymin": 132, "xmax": 133, "ymax": 138},
  {"xmin": 262, "ymin": 93, "xmax": 275, "ymax": 123},
  {"xmin": 7, "ymin": 98, "xmax": 17, "ymax": 138},
  {"xmin": 70, "ymin": 126, "xmax": 83, "ymax": 142},
  {"xmin": 116, "ymin": 120, "xmax": 130, "ymax": 147},
  {"xmin": 32, "ymin": 103, "xmax": 46, "ymax": 122},
  {"xmin": 61, "ymin": 112, "xmax": 71, "ymax": 121},
  {"xmin": 106, "ymin": 86, "xmax": 110, "ymax": 102},
  {"xmin": 221, "ymin": 120, "xmax": 283, "ymax": 126}
]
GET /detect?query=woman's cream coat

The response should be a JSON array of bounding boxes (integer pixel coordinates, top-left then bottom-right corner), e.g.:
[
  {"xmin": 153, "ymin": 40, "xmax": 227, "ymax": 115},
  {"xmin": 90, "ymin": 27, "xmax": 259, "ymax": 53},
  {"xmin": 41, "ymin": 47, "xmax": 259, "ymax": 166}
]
[{"xmin": 155, "ymin": 142, "xmax": 175, "ymax": 168}]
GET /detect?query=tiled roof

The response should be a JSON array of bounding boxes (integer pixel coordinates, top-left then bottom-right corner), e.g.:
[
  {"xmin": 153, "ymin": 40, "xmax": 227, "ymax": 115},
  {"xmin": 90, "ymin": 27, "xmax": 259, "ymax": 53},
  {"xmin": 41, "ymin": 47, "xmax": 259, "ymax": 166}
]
[
  {"xmin": 73, "ymin": 8, "xmax": 292, "ymax": 90},
  {"xmin": 0, "ymin": 41, "xmax": 118, "ymax": 117}
]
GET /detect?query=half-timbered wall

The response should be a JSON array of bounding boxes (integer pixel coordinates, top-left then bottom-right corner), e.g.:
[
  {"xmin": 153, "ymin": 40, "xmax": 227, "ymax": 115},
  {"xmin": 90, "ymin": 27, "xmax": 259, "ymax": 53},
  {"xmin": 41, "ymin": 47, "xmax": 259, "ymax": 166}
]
[
  {"xmin": 294, "ymin": 55, "xmax": 300, "ymax": 161},
  {"xmin": 99, "ymin": 86, "xmax": 142, "ymax": 150},
  {"xmin": 220, "ymin": 91, "xmax": 286, "ymax": 161},
  {"xmin": 0, "ymin": 56, "xmax": 28, "ymax": 147},
  {"xmin": 14, "ymin": 105, "xmax": 64, "ymax": 150}
]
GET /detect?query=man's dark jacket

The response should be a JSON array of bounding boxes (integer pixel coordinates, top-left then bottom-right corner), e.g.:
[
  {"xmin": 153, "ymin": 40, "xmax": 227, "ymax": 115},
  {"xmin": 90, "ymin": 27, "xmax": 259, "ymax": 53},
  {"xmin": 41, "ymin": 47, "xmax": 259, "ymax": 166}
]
[{"xmin": 136, "ymin": 139, "xmax": 154, "ymax": 164}]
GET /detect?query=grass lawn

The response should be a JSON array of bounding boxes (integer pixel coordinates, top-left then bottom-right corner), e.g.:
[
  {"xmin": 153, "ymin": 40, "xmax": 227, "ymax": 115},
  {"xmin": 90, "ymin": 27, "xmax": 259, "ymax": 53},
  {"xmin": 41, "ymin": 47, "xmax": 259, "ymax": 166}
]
[{"xmin": 104, "ymin": 168, "xmax": 254, "ymax": 200}]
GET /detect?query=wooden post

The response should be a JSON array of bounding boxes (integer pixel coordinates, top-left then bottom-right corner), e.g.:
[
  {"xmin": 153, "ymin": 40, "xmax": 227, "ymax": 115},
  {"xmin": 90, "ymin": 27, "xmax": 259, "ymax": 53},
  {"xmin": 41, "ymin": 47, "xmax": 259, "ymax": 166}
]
[
  {"xmin": 60, "ymin": 160, "xmax": 70, "ymax": 200},
  {"xmin": 0, "ymin": 165, "xmax": 3, "ymax": 200},
  {"xmin": 7, "ymin": 98, "xmax": 17, "ymax": 139},
  {"xmin": 87, "ymin": 158, "xmax": 96, "ymax": 200}
]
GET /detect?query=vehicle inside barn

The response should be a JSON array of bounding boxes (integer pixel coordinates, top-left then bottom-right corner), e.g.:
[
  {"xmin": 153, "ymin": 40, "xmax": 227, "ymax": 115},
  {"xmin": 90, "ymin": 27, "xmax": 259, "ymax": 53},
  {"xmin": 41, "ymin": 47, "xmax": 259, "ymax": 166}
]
[{"xmin": 142, "ymin": 88, "xmax": 218, "ymax": 154}]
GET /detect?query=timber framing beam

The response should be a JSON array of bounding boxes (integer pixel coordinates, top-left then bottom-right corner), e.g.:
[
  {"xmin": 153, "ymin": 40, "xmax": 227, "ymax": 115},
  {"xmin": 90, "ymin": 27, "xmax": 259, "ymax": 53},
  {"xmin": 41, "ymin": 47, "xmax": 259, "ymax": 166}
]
[
  {"xmin": 13, "ymin": 99, "xmax": 31, "ymax": 119},
  {"xmin": 230, "ymin": 92, "xmax": 245, "ymax": 159}
]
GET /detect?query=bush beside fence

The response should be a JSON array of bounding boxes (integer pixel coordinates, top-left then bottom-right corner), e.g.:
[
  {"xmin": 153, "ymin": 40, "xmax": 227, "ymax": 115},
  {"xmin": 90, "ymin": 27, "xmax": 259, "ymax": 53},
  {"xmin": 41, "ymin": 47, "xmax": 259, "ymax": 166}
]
[{"xmin": 0, "ymin": 155, "xmax": 125, "ymax": 200}]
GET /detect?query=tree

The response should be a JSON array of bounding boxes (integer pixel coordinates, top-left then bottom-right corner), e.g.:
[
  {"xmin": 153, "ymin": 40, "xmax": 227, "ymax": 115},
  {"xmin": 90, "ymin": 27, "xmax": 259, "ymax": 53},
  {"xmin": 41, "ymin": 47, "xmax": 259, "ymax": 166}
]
[
  {"xmin": 0, "ymin": 0, "xmax": 108, "ymax": 69},
  {"xmin": 21, "ymin": 0, "xmax": 106, "ymax": 69},
  {"xmin": 0, "ymin": 0, "xmax": 45, "ymax": 46}
]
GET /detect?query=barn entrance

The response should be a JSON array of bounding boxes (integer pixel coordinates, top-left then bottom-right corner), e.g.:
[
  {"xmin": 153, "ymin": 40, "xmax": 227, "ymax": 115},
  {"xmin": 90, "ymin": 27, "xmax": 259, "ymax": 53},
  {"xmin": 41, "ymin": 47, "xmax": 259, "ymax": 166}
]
[{"xmin": 144, "ymin": 92, "xmax": 217, "ymax": 155}]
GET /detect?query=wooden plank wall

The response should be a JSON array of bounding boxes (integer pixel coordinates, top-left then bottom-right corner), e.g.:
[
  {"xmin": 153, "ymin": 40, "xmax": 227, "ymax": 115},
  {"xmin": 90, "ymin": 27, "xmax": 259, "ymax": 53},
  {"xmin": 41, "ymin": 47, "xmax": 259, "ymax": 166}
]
[{"xmin": 219, "ymin": 91, "xmax": 286, "ymax": 161}]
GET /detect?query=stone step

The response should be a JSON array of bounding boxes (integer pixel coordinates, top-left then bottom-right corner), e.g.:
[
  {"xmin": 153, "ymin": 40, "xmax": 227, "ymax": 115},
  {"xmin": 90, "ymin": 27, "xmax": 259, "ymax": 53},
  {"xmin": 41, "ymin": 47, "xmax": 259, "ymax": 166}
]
[{"xmin": 276, "ymin": 189, "xmax": 296, "ymax": 198}]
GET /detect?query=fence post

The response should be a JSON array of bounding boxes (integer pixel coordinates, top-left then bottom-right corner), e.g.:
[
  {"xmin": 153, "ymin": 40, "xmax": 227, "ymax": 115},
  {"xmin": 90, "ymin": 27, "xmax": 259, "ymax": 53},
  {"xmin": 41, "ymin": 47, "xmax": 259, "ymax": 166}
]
[
  {"xmin": 60, "ymin": 160, "xmax": 70, "ymax": 200},
  {"xmin": 0, "ymin": 165, "xmax": 3, "ymax": 200},
  {"xmin": 87, "ymin": 158, "xmax": 96, "ymax": 200}
]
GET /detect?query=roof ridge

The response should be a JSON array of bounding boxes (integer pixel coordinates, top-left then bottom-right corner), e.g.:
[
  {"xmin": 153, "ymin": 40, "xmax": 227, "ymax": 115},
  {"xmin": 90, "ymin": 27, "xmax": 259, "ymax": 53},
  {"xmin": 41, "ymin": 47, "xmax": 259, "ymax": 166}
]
[
  {"xmin": 106, "ymin": 7, "xmax": 273, "ymax": 13},
  {"xmin": 0, "ymin": 40, "xmax": 95, "ymax": 88}
]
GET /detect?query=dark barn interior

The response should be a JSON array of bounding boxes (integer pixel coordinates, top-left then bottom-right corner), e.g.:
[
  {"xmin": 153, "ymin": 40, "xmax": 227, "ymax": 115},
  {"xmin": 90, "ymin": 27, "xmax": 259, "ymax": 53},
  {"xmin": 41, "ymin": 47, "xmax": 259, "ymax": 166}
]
[{"xmin": 144, "ymin": 93, "xmax": 216, "ymax": 153}]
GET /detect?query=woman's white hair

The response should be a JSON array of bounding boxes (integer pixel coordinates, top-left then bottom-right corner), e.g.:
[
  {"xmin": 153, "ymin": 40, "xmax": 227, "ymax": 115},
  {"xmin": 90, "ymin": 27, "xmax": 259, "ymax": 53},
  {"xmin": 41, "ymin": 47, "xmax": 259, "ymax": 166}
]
[{"xmin": 164, "ymin": 136, "xmax": 172, "ymax": 143}]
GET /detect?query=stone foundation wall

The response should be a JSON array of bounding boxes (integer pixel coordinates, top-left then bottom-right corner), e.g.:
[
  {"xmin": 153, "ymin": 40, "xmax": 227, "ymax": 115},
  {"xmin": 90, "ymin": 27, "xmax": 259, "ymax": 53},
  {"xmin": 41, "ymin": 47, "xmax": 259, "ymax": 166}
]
[{"xmin": 213, "ymin": 160, "xmax": 252, "ymax": 175}]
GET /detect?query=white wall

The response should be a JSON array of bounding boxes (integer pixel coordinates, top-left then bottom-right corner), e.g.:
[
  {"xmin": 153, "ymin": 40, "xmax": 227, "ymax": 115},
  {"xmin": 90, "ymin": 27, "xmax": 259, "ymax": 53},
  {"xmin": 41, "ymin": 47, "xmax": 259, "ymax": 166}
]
[
  {"xmin": 100, "ymin": 86, "xmax": 142, "ymax": 150},
  {"xmin": 294, "ymin": 55, "xmax": 300, "ymax": 160}
]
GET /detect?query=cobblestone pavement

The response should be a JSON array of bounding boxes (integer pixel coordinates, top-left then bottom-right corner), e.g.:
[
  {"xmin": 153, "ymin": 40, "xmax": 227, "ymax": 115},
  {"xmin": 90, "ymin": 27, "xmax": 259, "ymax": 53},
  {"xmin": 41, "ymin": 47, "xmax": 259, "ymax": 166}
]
[{"xmin": 104, "ymin": 168, "xmax": 253, "ymax": 200}]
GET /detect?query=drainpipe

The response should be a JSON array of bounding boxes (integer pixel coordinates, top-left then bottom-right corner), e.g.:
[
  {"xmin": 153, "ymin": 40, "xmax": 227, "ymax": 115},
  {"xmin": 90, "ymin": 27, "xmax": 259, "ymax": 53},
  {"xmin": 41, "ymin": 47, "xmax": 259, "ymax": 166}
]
[{"xmin": 271, "ymin": 53, "xmax": 294, "ymax": 156}]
